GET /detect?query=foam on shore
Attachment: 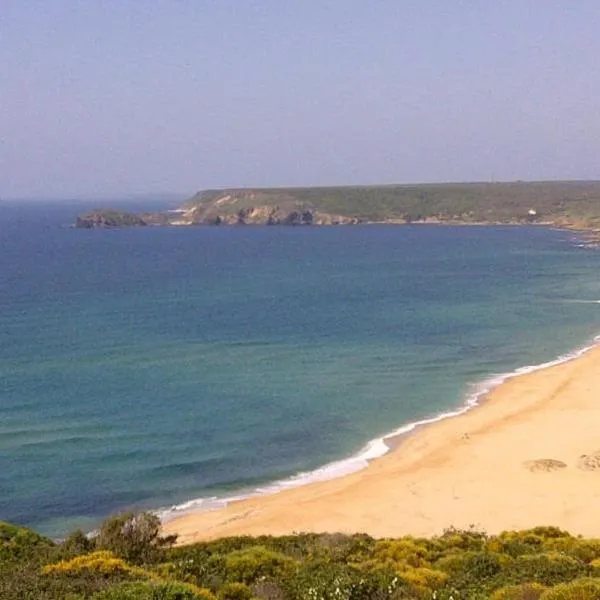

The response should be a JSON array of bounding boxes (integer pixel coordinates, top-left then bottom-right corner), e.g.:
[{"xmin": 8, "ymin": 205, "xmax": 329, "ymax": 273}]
[{"xmin": 158, "ymin": 334, "xmax": 600, "ymax": 524}]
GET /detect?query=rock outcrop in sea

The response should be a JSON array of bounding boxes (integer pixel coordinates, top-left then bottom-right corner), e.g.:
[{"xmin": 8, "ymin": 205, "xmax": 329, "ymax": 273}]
[{"xmin": 76, "ymin": 210, "xmax": 148, "ymax": 229}]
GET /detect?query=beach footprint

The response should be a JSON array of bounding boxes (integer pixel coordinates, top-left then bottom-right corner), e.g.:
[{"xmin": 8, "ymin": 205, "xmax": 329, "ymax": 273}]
[{"xmin": 523, "ymin": 459, "xmax": 567, "ymax": 472}]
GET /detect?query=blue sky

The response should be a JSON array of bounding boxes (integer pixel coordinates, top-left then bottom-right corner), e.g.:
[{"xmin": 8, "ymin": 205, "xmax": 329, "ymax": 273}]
[{"xmin": 1, "ymin": 1, "xmax": 599, "ymax": 198}]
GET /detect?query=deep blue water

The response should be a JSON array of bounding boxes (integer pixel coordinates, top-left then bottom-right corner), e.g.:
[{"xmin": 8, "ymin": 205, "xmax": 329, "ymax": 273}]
[{"xmin": 1, "ymin": 200, "xmax": 600, "ymax": 537}]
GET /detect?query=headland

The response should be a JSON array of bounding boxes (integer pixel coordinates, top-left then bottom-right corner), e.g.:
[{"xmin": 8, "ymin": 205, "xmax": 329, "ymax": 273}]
[{"xmin": 75, "ymin": 180, "xmax": 600, "ymax": 234}]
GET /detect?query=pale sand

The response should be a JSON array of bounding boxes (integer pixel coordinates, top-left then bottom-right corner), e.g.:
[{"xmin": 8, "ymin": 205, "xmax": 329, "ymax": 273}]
[{"xmin": 163, "ymin": 344, "xmax": 600, "ymax": 544}]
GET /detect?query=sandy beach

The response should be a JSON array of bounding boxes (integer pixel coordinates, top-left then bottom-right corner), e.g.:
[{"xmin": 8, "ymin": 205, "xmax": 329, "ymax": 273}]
[{"xmin": 163, "ymin": 343, "xmax": 600, "ymax": 544}]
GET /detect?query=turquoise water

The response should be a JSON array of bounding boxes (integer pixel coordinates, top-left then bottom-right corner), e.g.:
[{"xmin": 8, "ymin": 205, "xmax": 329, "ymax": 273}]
[{"xmin": 2, "ymin": 201, "xmax": 600, "ymax": 537}]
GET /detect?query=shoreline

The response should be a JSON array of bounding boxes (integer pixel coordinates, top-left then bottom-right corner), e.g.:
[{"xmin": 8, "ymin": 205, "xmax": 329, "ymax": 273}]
[
  {"xmin": 159, "ymin": 335, "xmax": 599, "ymax": 525},
  {"xmin": 163, "ymin": 334, "xmax": 600, "ymax": 543}
]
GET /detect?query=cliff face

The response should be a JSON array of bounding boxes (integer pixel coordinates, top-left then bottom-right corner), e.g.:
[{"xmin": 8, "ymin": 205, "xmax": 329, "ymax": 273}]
[
  {"xmin": 176, "ymin": 189, "xmax": 360, "ymax": 226},
  {"xmin": 181, "ymin": 203, "xmax": 359, "ymax": 226}
]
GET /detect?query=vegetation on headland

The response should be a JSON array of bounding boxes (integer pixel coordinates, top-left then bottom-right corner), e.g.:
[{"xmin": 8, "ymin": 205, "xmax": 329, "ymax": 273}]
[
  {"xmin": 76, "ymin": 181, "xmax": 600, "ymax": 230},
  {"xmin": 182, "ymin": 181, "xmax": 600, "ymax": 227},
  {"xmin": 5, "ymin": 513, "xmax": 600, "ymax": 599}
]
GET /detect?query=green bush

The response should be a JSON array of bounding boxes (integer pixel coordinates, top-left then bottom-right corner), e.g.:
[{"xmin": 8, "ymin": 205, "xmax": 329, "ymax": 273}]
[
  {"xmin": 96, "ymin": 513, "xmax": 177, "ymax": 565},
  {"xmin": 60, "ymin": 529, "xmax": 95, "ymax": 558},
  {"xmin": 0, "ymin": 521, "xmax": 55, "ymax": 562},
  {"xmin": 546, "ymin": 539, "xmax": 600, "ymax": 563},
  {"xmin": 507, "ymin": 553, "xmax": 585, "ymax": 586},
  {"xmin": 438, "ymin": 527, "xmax": 488, "ymax": 552},
  {"xmin": 312, "ymin": 533, "xmax": 376, "ymax": 564},
  {"xmin": 527, "ymin": 528, "xmax": 573, "ymax": 541},
  {"xmin": 488, "ymin": 532, "xmax": 546, "ymax": 558},
  {"xmin": 491, "ymin": 582, "xmax": 548, "ymax": 600},
  {"xmin": 399, "ymin": 567, "xmax": 448, "ymax": 591},
  {"xmin": 284, "ymin": 561, "xmax": 406, "ymax": 600},
  {"xmin": 373, "ymin": 539, "xmax": 433, "ymax": 568},
  {"xmin": 488, "ymin": 529, "xmax": 573, "ymax": 559},
  {"xmin": 539, "ymin": 578, "xmax": 600, "ymax": 600},
  {"xmin": 435, "ymin": 550, "xmax": 508, "ymax": 597},
  {"xmin": 436, "ymin": 550, "xmax": 506, "ymax": 578},
  {"xmin": 223, "ymin": 546, "xmax": 295, "ymax": 584},
  {"xmin": 92, "ymin": 580, "xmax": 216, "ymax": 599},
  {"xmin": 217, "ymin": 582, "xmax": 253, "ymax": 600},
  {"xmin": 250, "ymin": 579, "xmax": 286, "ymax": 599}
]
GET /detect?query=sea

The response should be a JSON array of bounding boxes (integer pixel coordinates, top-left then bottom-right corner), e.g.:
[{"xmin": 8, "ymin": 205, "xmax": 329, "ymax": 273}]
[{"xmin": 2, "ymin": 199, "xmax": 600, "ymax": 538}]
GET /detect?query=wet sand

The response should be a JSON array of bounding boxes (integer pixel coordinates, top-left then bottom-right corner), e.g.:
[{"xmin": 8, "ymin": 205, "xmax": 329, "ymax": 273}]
[{"xmin": 164, "ymin": 344, "xmax": 600, "ymax": 544}]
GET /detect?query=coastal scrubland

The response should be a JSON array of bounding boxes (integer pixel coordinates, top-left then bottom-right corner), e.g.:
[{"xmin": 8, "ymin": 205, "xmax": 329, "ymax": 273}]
[{"xmin": 5, "ymin": 514, "xmax": 600, "ymax": 600}]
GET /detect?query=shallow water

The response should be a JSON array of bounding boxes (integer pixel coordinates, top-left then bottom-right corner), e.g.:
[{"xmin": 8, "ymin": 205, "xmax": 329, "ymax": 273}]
[{"xmin": 1, "ymin": 201, "xmax": 599, "ymax": 537}]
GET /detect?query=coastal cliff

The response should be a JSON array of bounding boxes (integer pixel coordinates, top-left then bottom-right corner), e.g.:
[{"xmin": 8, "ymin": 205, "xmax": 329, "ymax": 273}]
[
  {"xmin": 75, "ymin": 180, "xmax": 600, "ymax": 231},
  {"xmin": 171, "ymin": 193, "xmax": 360, "ymax": 226}
]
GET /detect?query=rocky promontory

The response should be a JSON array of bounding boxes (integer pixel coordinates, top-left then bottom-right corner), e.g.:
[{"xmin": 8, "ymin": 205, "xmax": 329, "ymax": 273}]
[{"xmin": 75, "ymin": 196, "xmax": 361, "ymax": 229}]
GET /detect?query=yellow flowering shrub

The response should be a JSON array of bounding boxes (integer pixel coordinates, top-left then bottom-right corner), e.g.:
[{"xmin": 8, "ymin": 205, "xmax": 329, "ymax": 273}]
[
  {"xmin": 42, "ymin": 551, "xmax": 139, "ymax": 577},
  {"xmin": 490, "ymin": 582, "xmax": 547, "ymax": 600},
  {"xmin": 399, "ymin": 566, "xmax": 448, "ymax": 591},
  {"xmin": 539, "ymin": 578, "xmax": 600, "ymax": 600},
  {"xmin": 373, "ymin": 538, "xmax": 433, "ymax": 568}
]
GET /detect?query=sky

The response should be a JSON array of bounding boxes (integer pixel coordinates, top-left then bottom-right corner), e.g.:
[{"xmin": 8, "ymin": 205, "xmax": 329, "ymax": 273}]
[{"xmin": 1, "ymin": 1, "xmax": 600, "ymax": 199}]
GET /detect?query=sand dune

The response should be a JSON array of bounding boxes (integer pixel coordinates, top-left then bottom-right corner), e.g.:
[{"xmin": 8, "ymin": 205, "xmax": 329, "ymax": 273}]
[{"xmin": 163, "ymin": 344, "xmax": 600, "ymax": 544}]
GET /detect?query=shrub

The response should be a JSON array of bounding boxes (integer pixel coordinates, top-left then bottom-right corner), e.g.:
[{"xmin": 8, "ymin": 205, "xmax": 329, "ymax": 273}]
[
  {"xmin": 286, "ymin": 561, "xmax": 354, "ymax": 600},
  {"xmin": 223, "ymin": 546, "xmax": 295, "ymax": 584},
  {"xmin": 42, "ymin": 550, "xmax": 138, "ymax": 577},
  {"xmin": 488, "ymin": 529, "xmax": 572, "ymax": 559},
  {"xmin": 436, "ymin": 550, "xmax": 505, "ymax": 578},
  {"xmin": 373, "ymin": 539, "xmax": 433, "ymax": 568},
  {"xmin": 164, "ymin": 551, "xmax": 229, "ymax": 591},
  {"xmin": 96, "ymin": 512, "xmax": 177, "ymax": 565},
  {"xmin": 284, "ymin": 561, "xmax": 408, "ymax": 600},
  {"xmin": 507, "ymin": 553, "xmax": 585, "ymax": 586},
  {"xmin": 92, "ymin": 580, "xmax": 216, "ymax": 599},
  {"xmin": 549, "ymin": 539, "xmax": 600, "ymax": 563},
  {"xmin": 60, "ymin": 529, "xmax": 95, "ymax": 558},
  {"xmin": 250, "ymin": 579, "xmax": 286, "ymax": 600},
  {"xmin": 539, "ymin": 577, "xmax": 600, "ymax": 599},
  {"xmin": 435, "ymin": 551, "xmax": 507, "ymax": 597},
  {"xmin": 217, "ymin": 582, "xmax": 253, "ymax": 600},
  {"xmin": 313, "ymin": 533, "xmax": 376, "ymax": 564},
  {"xmin": 488, "ymin": 532, "xmax": 546, "ymax": 558},
  {"xmin": 0, "ymin": 520, "xmax": 55, "ymax": 562},
  {"xmin": 527, "ymin": 528, "xmax": 573, "ymax": 541},
  {"xmin": 399, "ymin": 567, "xmax": 448, "ymax": 591},
  {"xmin": 491, "ymin": 582, "xmax": 548, "ymax": 600},
  {"xmin": 438, "ymin": 527, "xmax": 488, "ymax": 552}
]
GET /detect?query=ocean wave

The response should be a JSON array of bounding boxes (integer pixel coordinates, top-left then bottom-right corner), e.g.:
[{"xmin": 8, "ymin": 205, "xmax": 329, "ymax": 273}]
[{"xmin": 158, "ymin": 335, "xmax": 600, "ymax": 523}]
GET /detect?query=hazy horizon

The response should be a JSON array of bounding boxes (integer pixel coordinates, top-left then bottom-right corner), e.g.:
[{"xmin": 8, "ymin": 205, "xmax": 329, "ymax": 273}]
[
  {"xmin": 2, "ymin": 1, "xmax": 600, "ymax": 199},
  {"xmin": 6, "ymin": 177, "xmax": 600, "ymax": 204}
]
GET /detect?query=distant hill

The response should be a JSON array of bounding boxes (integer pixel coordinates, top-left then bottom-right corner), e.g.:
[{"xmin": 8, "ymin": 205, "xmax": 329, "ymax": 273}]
[{"xmin": 76, "ymin": 180, "xmax": 600, "ymax": 230}]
